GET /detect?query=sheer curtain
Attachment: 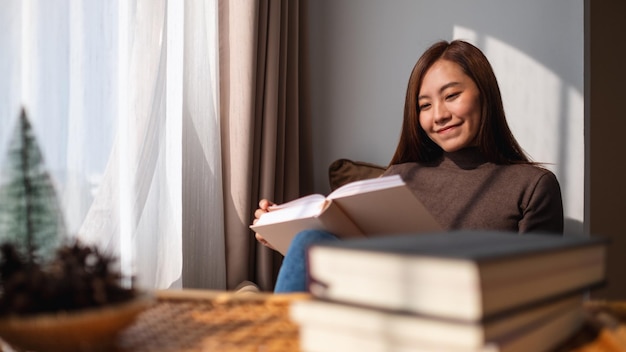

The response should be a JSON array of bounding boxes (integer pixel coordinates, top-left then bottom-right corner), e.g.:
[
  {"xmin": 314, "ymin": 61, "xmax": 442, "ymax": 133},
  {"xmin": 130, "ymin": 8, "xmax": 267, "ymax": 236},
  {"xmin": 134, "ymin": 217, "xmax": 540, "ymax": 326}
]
[
  {"xmin": 0, "ymin": 0, "xmax": 223, "ymax": 289},
  {"xmin": 0, "ymin": 0, "xmax": 310, "ymax": 291}
]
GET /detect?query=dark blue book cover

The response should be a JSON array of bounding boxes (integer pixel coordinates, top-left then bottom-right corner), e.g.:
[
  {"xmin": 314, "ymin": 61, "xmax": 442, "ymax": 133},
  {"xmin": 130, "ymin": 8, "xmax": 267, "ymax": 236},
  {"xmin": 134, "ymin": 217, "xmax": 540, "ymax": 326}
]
[{"xmin": 310, "ymin": 231, "xmax": 607, "ymax": 262}]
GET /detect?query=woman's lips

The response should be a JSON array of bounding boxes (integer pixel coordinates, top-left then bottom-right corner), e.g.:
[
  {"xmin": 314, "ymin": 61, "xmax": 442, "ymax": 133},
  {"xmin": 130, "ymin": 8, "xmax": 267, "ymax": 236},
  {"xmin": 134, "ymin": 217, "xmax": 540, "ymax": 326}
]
[{"xmin": 436, "ymin": 124, "xmax": 460, "ymax": 134}]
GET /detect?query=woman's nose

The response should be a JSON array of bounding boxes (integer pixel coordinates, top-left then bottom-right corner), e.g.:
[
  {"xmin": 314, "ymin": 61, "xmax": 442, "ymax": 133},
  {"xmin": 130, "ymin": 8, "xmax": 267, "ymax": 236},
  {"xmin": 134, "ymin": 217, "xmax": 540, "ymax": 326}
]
[{"xmin": 433, "ymin": 103, "xmax": 451, "ymax": 124}]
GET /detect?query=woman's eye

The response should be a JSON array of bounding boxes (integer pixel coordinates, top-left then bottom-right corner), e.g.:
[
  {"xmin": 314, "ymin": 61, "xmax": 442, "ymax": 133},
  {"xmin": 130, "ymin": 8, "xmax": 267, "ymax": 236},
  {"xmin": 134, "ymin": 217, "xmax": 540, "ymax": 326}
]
[
  {"xmin": 446, "ymin": 92, "xmax": 460, "ymax": 101},
  {"xmin": 419, "ymin": 103, "xmax": 431, "ymax": 111}
]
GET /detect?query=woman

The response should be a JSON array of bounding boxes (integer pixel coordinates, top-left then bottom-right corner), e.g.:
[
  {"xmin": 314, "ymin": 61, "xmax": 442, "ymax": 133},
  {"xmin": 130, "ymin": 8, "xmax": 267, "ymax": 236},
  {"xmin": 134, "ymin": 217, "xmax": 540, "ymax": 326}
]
[{"xmin": 254, "ymin": 40, "xmax": 564, "ymax": 292}]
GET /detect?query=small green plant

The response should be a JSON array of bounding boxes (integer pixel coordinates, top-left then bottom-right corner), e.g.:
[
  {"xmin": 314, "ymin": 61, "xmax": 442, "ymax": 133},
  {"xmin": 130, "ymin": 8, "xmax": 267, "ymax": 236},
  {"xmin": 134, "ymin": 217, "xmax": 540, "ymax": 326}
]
[
  {"xmin": 0, "ymin": 108, "xmax": 65, "ymax": 263},
  {"xmin": 0, "ymin": 109, "xmax": 134, "ymax": 316}
]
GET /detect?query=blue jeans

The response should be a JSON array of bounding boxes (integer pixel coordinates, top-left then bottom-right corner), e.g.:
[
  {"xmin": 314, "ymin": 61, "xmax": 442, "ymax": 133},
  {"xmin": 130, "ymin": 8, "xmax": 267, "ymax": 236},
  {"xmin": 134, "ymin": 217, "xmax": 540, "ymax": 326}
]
[{"xmin": 274, "ymin": 229, "xmax": 339, "ymax": 293}]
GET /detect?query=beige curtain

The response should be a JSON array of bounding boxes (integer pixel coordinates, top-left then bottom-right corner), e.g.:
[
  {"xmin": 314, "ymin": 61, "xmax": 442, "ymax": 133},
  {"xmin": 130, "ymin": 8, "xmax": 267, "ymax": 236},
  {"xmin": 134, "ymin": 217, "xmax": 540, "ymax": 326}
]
[{"xmin": 219, "ymin": 0, "xmax": 312, "ymax": 291}]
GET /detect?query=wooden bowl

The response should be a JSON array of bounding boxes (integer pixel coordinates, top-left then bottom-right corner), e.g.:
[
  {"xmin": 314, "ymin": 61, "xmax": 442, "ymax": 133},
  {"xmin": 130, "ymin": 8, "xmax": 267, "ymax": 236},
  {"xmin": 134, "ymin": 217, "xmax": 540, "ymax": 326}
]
[{"xmin": 0, "ymin": 293, "xmax": 155, "ymax": 352}]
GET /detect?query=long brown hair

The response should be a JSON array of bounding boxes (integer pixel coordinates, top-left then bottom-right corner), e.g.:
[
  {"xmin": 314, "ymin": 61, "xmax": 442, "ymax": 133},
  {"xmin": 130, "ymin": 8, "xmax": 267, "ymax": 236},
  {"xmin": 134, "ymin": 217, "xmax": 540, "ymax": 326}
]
[{"xmin": 389, "ymin": 40, "xmax": 530, "ymax": 165}]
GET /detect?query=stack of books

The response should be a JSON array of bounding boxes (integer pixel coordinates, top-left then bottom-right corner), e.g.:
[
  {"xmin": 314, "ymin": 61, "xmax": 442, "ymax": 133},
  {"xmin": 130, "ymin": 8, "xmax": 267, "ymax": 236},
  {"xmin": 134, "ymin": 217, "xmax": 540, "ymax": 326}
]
[{"xmin": 290, "ymin": 231, "xmax": 608, "ymax": 352}]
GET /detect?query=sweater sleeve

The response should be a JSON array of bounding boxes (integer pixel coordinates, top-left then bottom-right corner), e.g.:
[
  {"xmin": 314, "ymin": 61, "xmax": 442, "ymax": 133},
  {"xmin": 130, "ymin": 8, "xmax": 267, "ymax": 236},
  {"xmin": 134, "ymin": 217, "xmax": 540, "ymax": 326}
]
[{"xmin": 519, "ymin": 171, "xmax": 564, "ymax": 235}]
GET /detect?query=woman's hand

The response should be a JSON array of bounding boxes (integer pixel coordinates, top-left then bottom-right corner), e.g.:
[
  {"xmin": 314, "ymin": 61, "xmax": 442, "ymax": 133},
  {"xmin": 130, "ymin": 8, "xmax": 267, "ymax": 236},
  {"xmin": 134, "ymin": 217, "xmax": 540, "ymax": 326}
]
[{"xmin": 253, "ymin": 199, "xmax": 277, "ymax": 250}]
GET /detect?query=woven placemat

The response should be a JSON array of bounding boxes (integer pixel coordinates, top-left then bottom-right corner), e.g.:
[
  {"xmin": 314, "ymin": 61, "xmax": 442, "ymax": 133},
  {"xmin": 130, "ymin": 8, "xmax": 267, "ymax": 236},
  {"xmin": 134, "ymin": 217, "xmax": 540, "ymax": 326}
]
[{"xmin": 115, "ymin": 290, "xmax": 309, "ymax": 352}]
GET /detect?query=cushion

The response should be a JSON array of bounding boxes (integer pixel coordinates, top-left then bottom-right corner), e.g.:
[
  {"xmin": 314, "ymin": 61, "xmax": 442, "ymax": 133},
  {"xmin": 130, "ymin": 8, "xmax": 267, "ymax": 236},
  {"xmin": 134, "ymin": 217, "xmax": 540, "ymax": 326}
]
[{"xmin": 328, "ymin": 158, "xmax": 387, "ymax": 191}]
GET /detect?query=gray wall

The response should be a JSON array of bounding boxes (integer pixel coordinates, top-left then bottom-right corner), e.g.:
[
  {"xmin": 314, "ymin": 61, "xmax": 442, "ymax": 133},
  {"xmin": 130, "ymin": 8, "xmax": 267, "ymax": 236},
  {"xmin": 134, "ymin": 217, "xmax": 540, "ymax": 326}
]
[{"xmin": 307, "ymin": 0, "xmax": 584, "ymax": 234}]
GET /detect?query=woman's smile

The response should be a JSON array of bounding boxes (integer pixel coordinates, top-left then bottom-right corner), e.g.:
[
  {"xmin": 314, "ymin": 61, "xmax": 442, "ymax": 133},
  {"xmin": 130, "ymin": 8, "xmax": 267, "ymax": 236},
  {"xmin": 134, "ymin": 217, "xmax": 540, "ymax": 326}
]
[{"xmin": 436, "ymin": 123, "xmax": 461, "ymax": 135}]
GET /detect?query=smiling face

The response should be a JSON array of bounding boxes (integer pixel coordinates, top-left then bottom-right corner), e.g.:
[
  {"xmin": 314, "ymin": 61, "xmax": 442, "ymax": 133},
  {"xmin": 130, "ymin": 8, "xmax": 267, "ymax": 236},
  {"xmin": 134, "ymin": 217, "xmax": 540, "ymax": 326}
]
[{"xmin": 417, "ymin": 59, "xmax": 482, "ymax": 153}]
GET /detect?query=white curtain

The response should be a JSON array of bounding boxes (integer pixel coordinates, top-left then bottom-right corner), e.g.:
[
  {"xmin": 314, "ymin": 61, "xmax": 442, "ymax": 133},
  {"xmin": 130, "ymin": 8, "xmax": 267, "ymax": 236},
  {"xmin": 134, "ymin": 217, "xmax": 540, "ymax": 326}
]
[{"xmin": 0, "ymin": 0, "xmax": 224, "ymax": 290}]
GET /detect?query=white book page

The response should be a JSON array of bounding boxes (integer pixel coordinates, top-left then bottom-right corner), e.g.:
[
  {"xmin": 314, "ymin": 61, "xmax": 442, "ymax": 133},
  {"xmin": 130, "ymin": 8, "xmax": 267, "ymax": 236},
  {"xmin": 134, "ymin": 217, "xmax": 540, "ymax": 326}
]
[
  {"xmin": 268, "ymin": 194, "xmax": 326, "ymax": 210},
  {"xmin": 255, "ymin": 194, "xmax": 327, "ymax": 225},
  {"xmin": 328, "ymin": 174, "xmax": 404, "ymax": 199}
]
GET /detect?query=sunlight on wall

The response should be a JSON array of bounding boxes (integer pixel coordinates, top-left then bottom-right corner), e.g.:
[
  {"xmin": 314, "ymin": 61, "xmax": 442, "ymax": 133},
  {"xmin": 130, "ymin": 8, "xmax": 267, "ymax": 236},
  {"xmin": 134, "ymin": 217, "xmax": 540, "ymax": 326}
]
[
  {"xmin": 453, "ymin": 27, "xmax": 584, "ymax": 233},
  {"xmin": 484, "ymin": 37, "xmax": 562, "ymax": 163}
]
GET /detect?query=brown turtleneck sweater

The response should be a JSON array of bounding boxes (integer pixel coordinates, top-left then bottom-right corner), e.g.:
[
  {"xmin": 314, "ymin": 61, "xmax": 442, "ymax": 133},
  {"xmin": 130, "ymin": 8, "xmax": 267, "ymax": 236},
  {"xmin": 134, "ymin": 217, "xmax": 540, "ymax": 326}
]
[{"xmin": 383, "ymin": 148, "xmax": 564, "ymax": 234}]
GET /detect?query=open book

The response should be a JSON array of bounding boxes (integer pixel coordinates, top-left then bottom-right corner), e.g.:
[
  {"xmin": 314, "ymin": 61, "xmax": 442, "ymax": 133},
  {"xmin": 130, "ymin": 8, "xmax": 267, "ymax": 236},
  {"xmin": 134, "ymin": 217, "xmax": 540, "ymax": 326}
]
[{"xmin": 250, "ymin": 175, "xmax": 442, "ymax": 255}]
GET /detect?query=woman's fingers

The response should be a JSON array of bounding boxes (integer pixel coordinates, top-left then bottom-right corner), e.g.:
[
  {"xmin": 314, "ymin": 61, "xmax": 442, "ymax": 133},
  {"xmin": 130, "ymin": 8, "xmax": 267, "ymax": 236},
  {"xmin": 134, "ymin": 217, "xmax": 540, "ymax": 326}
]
[
  {"xmin": 255, "ymin": 199, "xmax": 277, "ymax": 221},
  {"xmin": 253, "ymin": 198, "xmax": 278, "ymax": 251},
  {"xmin": 254, "ymin": 208, "xmax": 267, "ymax": 220},
  {"xmin": 255, "ymin": 233, "xmax": 276, "ymax": 250},
  {"xmin": 259, "ymin": 199, "xmax": 275, "ymax": 210}
]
